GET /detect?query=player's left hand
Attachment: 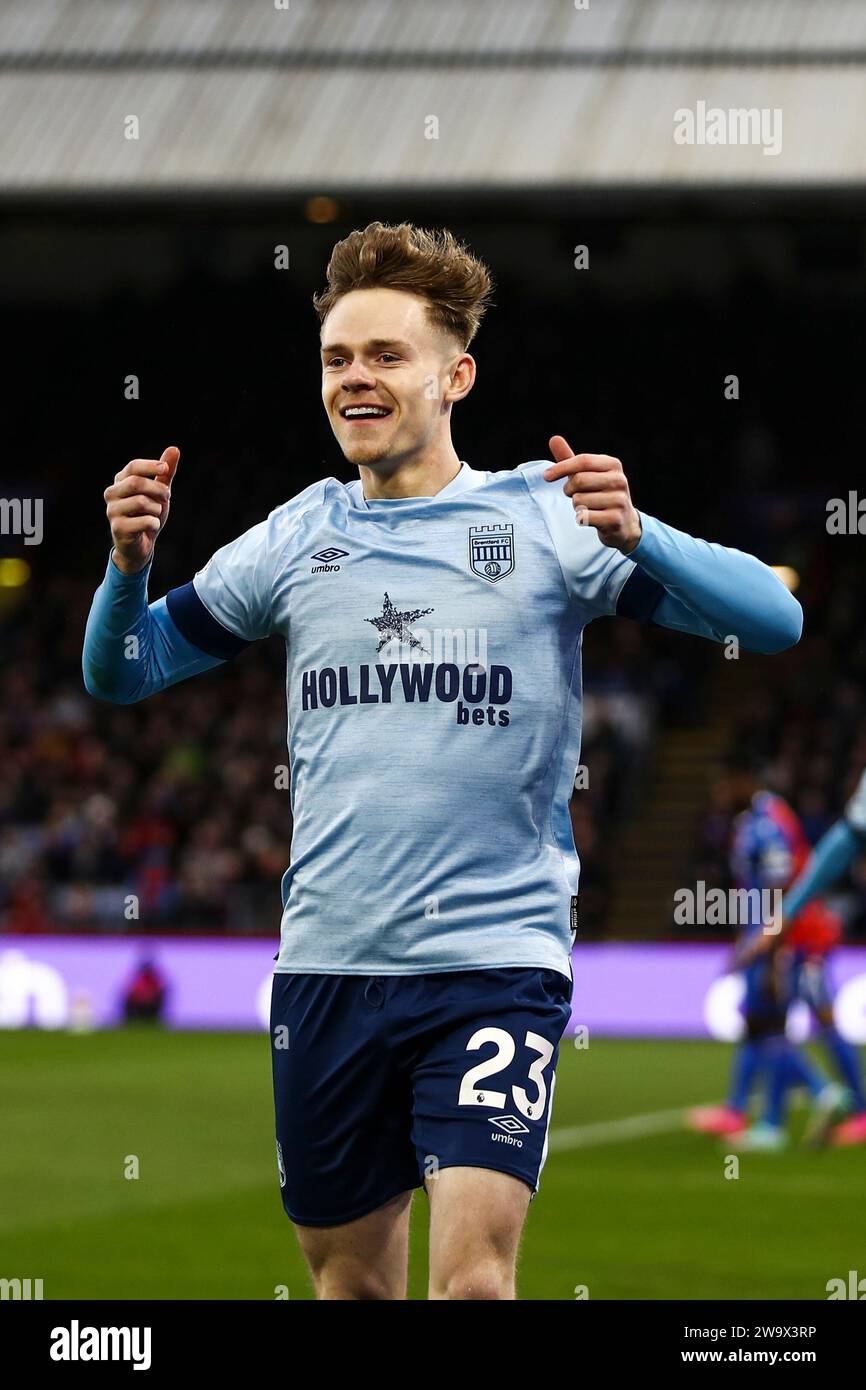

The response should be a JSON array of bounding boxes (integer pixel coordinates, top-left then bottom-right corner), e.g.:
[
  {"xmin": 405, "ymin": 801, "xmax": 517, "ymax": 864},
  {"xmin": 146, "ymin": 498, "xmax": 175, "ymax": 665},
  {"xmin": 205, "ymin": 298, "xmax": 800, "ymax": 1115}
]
[{"xmin": 543, "ymin": 435, "xmax": 642, "ymax": 554}]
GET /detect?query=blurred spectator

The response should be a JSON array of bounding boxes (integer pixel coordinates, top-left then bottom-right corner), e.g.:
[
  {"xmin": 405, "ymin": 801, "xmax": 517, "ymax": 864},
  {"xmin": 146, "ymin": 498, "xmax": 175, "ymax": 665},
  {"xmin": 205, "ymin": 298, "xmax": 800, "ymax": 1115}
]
[{"xmin": 123, "ymin": 957, "xmax": 168, "ymax": 1024}]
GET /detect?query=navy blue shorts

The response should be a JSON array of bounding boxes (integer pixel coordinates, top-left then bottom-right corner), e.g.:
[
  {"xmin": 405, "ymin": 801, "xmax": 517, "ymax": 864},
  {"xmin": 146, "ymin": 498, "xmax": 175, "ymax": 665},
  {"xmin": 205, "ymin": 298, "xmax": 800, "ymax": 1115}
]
[{"xmin": 270, "ymin": 966, "xmax": 573, "ymax": 1227}]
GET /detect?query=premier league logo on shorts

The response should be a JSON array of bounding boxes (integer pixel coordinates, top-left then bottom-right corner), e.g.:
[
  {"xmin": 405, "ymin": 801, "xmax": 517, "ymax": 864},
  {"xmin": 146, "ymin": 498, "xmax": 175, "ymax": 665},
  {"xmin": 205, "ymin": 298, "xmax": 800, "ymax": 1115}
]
[{"xmin": 469, "ymin": 523, "xmax": 515, "ymax": 583}]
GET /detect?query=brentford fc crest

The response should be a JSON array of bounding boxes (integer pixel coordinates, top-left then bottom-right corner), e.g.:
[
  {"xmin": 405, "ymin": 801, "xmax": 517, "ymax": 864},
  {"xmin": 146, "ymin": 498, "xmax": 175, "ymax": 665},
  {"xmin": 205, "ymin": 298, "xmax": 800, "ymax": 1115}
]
[{"xmin": 469, "ymin": 523, "xmax": 515, "ymax": 583}]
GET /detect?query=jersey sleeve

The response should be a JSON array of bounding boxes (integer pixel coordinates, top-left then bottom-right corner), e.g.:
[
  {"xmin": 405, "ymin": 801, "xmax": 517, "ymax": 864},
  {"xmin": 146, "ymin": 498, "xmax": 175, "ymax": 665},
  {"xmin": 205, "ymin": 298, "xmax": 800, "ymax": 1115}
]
[
  {"xmin": 783, "ymin": 819, "xmax": 865, "ymax": 921},
  {"xmin": 165, "ymin": 517, "xmax": 276, "ymax": 655},
  {"xmin": 521, "ymin": 460, "xmax": 802, "ymax": 651},
  {"xmin": 845, "ymin": 766, "xmax": 866, "ymax": 836},
  {"xmin": 83, "ymin": 484, "xmax": 329, "ymax": 705},
  {"xmin": 82, "ymin": 548, "xmax": 228, "ymax": 704},
  {"xmin": 520, "ymin": 461, "xmax": 663, "ymax": 620}
]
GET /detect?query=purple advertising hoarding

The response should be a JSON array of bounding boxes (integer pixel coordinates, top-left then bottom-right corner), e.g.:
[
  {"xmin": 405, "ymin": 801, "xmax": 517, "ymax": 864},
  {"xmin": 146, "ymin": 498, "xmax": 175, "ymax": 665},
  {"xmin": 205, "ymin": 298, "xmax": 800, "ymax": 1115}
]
[{"xmin": 2, "ymin": 935, "xmax": 866, "ymax": 1041}]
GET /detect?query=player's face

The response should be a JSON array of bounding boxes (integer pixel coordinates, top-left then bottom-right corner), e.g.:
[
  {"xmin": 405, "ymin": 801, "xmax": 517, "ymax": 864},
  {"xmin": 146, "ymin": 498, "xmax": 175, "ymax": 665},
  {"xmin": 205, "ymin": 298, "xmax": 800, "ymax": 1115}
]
[{"xmin": 320, "ymin": 288, "xmax": 464, "ymax": 468}]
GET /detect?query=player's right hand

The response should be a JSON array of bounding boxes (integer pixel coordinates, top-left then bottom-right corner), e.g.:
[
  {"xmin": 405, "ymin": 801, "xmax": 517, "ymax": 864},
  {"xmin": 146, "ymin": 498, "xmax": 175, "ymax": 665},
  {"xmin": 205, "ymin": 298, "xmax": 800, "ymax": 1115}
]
[{"xmin": 104, "ymin": 446, "xmax": 180, "ymax": 574}]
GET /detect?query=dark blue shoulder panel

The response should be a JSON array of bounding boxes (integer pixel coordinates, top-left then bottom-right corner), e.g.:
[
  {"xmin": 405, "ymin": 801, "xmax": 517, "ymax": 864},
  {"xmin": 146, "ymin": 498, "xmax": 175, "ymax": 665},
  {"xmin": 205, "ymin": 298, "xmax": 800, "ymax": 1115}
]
[
  {"xmin": 616, "ymin": 567, "xmax": 666, "ymax": 622},
  {"xmin": 165, "ymin": 582, "xmax": 251, "ymax": 660}
]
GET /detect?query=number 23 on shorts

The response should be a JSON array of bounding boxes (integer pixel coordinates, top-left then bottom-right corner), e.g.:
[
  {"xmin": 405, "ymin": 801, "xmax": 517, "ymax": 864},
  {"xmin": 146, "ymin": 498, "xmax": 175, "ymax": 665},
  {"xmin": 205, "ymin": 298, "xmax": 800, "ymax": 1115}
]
[{"xmin": 459, "ymin": 1027, "xmax": 555, "ymax": 1121}]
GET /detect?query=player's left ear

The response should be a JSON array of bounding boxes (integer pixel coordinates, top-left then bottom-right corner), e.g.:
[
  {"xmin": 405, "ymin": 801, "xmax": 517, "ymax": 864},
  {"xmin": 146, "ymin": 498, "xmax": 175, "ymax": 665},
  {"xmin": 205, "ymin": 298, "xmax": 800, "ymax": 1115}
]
[{"xmin": 443, "ymin": 352, "xmax": 476, "ymax": 406}]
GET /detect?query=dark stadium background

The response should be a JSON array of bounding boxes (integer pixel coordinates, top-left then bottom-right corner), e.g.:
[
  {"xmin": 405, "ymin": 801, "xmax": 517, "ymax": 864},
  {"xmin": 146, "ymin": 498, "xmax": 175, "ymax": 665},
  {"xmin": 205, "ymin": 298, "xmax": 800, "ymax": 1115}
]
[{"xmin": 2, "ymin": 188, "xmax": 865, "ymax": 944}]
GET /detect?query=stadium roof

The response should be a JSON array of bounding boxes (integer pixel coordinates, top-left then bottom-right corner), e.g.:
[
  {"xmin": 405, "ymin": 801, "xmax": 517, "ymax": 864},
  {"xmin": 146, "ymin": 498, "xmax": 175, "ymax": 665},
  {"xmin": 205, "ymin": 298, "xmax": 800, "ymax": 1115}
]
[{"xmin": 0, "ymin": 0, "xmax": 864, "ymax": 192}]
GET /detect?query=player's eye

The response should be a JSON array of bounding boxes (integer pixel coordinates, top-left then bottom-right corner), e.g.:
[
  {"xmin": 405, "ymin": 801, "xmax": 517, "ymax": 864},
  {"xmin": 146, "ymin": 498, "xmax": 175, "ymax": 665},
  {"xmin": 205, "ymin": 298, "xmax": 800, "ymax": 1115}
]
[
  {"xmin": 325, "ymin": 357, "xmax": 346, "ymax": 368},
  {"xmin": 379, "ymin": 353, "xmax": 400, "ymax": 363}
]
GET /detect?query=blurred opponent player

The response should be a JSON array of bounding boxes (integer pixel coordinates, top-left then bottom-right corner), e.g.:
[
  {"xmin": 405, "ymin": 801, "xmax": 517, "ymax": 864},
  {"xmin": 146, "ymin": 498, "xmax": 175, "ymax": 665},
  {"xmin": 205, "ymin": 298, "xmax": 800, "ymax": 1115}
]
[
  {"xmin": 689, "ymin": 758, "xmax": 843, "ymax": 1150},
  {"xmin": 83, "ymin": 222, "xmax": 802, "ymax": 1298},
  {"xmin": 760, "ymin": 766, "xmax": 866, "ymax": 1145}
]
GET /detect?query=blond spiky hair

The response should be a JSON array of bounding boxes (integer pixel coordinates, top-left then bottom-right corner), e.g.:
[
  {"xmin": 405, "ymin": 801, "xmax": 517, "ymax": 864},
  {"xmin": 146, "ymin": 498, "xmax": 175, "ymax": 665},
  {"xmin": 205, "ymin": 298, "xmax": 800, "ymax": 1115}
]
[{"xmin": 313, "ymin": 220, "xmax": 494, "ymax": 351}]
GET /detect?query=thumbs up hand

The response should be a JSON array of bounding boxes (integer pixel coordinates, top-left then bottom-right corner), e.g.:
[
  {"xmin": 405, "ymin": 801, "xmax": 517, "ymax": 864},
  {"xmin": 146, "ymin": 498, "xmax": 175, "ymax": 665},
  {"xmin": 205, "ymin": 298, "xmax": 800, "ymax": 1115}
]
[
  {"xmin": 104, "ymin": 446, "xmax": 180, "ymax": 574},
  {"xmin": 543, "ymin": 436, "xmax": 642, "ymax": 554}
]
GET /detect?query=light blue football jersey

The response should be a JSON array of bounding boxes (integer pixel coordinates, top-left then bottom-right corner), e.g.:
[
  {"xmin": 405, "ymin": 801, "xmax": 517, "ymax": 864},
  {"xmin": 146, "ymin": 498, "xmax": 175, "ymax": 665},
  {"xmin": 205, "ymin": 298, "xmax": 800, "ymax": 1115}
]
[
  {"xmin": 187, "ymin": 460, "xmax": 650, "ymax": 978},
  {"xmin": 845, "ymin": 766, "xmax": 866, "ymax": 835}
]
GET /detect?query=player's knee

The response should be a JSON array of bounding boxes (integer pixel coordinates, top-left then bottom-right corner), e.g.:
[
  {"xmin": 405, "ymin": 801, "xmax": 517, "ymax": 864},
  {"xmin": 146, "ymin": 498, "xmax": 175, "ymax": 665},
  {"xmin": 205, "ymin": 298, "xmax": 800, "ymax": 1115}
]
[
  {"xmin": 314, "ymin": 1264, "xmax": 400, "ymax": 1300},
  {"xmin": 437, "ymin": 1258, "xmax": 514, "ymax": 1301}
]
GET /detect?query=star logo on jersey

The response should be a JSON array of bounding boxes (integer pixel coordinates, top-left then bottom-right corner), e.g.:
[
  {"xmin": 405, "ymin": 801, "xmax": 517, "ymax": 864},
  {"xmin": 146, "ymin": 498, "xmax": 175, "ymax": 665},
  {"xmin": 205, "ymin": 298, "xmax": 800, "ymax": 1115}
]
[
  {"xmin": 364, "ymin": 592, "xmax": 434, "ymax": 654},
  {"xmin": 469, "ymin": 523, "xmax": 515, "ymax": 582}
]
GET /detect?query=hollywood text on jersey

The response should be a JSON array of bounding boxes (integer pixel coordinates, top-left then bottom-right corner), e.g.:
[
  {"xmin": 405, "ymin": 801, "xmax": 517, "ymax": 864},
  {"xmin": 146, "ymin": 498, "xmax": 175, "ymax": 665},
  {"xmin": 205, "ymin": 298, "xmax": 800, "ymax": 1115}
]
[{"xmin": 300, "ymin": 660, "xmax": 512, "ymax": 726}]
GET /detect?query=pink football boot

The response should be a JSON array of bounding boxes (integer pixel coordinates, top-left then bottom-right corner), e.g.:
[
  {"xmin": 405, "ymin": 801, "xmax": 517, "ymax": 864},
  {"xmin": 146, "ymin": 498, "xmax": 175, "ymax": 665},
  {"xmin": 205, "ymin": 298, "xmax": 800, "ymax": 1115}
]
[
  {"xmin": 687, "ymin": 1105, "xmax": 748, "ymax": 1136},
  {"xmin": 830, "ymin": 1111, "xmax": 866, "ymax": 1146}
]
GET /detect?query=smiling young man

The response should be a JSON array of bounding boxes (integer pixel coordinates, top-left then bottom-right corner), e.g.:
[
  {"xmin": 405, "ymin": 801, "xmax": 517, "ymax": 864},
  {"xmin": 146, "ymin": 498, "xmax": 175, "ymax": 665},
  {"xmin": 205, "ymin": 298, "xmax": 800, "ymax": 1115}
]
[{"xmin": 83, "ymin": 221, "xmax": 802, "ymax": 1300}]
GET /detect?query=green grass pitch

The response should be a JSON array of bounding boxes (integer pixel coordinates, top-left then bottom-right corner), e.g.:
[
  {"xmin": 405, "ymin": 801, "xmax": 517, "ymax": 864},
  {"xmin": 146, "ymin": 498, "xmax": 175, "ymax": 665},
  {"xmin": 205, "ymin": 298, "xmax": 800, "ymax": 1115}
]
[{"xmin": 2, "ymin": 1029, "xmax": 863, "ymax": 1300}]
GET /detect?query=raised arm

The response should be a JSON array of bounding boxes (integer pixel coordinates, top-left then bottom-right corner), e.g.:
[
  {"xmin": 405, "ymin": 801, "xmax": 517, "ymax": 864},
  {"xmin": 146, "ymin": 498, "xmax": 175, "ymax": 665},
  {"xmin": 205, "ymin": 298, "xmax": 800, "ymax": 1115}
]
[
  {"xmin": 82, "ymin": 446, "xmax": 250, "ymax": 704},
  {"xmin": 623, "ymin": 513, "xmax": 802, "ymax": 654},
  {"xmin": 541, "ymin": 436, "xmax": 802, "ymax": 654},
  {"xmin": 783, "ymin": 821, "xmax": 865, "ymax": 921},
  {"xmin": 782, "ymin": 768, "xmax": 866, "ymax": 922},
  {"xmin": 82, "ymin": 555, "xmax": 226, "ymax": 703}
]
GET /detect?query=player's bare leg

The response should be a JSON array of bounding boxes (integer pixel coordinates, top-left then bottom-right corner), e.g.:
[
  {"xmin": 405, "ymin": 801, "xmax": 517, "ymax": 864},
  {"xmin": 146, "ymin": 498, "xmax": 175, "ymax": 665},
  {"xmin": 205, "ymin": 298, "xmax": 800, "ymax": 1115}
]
[
  {"xmin": 293, "ymin": 1189, "xmax": 414, "ymax": 1300},
  {"xmin": 426, "ymin": 1166, "xmax": 531, "ymax": 1300}
]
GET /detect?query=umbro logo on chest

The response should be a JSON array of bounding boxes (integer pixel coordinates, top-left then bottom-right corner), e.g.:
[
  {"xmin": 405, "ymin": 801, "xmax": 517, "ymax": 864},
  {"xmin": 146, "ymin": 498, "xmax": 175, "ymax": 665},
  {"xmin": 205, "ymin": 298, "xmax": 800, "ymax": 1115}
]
[{"xmin": 310, "ymin": 548, "xmax": 348, "ymax": 573}]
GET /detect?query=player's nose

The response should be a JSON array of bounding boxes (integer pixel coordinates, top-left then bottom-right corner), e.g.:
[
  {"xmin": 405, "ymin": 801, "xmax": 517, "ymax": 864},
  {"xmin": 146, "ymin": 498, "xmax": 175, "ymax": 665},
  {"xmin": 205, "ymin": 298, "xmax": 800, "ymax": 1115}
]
[{"xmin": 341, "ymin": 361, "xmax": 377, "ymax": 388}]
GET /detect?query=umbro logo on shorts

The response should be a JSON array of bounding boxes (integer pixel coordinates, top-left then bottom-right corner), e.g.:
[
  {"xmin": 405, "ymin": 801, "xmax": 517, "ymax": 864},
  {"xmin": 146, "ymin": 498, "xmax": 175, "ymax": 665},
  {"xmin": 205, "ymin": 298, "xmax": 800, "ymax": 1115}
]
[
  {"xmin": 489, "ymin": 1114, "xmax": 529, "ymax": 1148},
  {"xmin": 489, "ymin": 1114, "xmax": 530, "ymax": 1135}
]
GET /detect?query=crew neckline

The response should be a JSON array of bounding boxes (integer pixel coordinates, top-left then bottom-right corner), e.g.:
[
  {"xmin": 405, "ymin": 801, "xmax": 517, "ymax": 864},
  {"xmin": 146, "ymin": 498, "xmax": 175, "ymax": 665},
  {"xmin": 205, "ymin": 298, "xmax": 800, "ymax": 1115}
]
[{"xmin": 348, "ymin": 461, "xmax": 480, "ymax": 508}]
